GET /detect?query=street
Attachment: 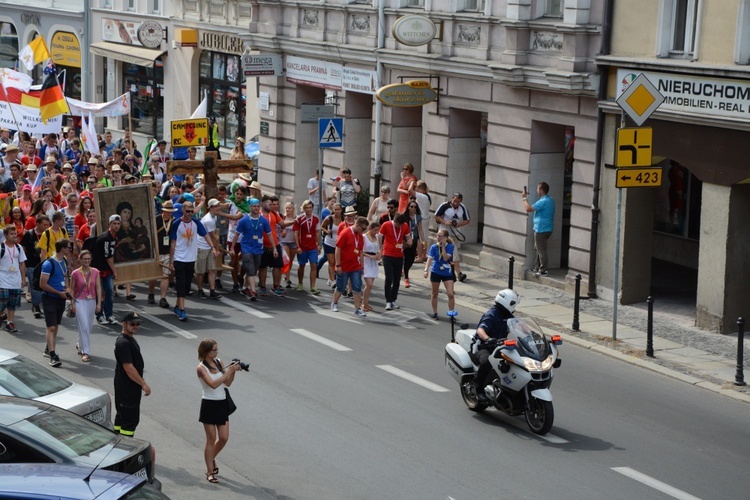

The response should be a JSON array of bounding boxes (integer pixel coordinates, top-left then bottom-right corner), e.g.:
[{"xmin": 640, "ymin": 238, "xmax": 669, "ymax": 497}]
[{"xmin": 4, "ymin": 279, "xmax": 749, "ymax": 499}]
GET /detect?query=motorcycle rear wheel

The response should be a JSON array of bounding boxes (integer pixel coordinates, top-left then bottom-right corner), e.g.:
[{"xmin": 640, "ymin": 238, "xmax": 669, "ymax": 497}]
[
  {"xmin": 525, "ymin": 398, "xmax": 554, "ymax": 435},
  {"xmin": 461, "ymin": 382, "xmax": 488, "ymax": 412}
]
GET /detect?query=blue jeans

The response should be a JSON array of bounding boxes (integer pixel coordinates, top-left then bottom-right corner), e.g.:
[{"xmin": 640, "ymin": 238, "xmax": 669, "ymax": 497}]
[
  {"xmin": 99, "ymin": 274, "xmax": 114, "ymax": 319},
  {"xmin": 26, "ymin": 266, "xmax": 41, "ymax": 306}
]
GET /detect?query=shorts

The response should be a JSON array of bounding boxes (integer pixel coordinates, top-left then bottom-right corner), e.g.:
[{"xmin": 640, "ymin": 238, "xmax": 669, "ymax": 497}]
[
  {"xmin": 0, "ymin": 288, "xmax": 22, "ymax": 311},
  {"xmin": 260, "ymin": 245, "xmax": 283, "ymax": 268},
  {"xmin": 160, "ymin": 255, "xmax": 171, "ymax": 277},
  {"xmin": 199, "ymin": 398, "xmax": 229, "ymax": 426},
  {"xmin": 228, "ymin": 241, "xmax": 242, "ymax": 256},
  {"xmin": 452, "ymin": 246, "xmax": 460, "ymax": 263},
  {"xmin": 297, "ymin": 249, "xmax": 318, "ymax": 266},
  {"xmin": 323, "ymin": 243, "xmax": 336, "ymax": 255},
  {"xmin": 173, "ymin": 260, "xmax": 196, "ymax": 298},
  {"xmin": 195, "ymin": 248, "xmax": 217, "ymax": 274},
  {"xmin": 42, "ymin": 294, "xmax": 66, "ymax": 327},
  {"xmin": 336, "ymin": 270, "xmax": 363, "ymax": 293},
  {"xmin": 280, "ymin": 241, "xmax": 297, "ymax": 250},
  {"xmin": 241, "ymin": 253, "xmax": 262, "ymax": 276},
  {"xmin": 430, "ymin": 271, "xmax": 456, "ymax": 283}
]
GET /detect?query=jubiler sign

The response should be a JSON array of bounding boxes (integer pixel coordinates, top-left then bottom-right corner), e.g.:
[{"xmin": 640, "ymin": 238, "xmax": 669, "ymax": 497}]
[
  {"xmin": 617, "ymin": 69, "xmax": 750, "ymax": 120},
  {"xmin": 376, "ymin": 80, "xmax": 437, "ymax": 107}
]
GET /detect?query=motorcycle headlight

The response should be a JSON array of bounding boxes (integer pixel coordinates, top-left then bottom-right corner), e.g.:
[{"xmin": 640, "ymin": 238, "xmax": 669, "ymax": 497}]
[{"xmin": 523, "ymin": 355, "xmax": 555, "ymax": 372}]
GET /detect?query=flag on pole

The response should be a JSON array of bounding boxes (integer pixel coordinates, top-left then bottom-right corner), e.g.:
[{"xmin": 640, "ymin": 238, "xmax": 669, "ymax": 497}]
[
  {"xmin": 39, "ymin": 71, "xmax": 69, "ymax": 123},
  {"xmin": 190, "ymin": 91, "xmax": 208, "ymax": 119},
  {"xmin": 81, "ymin": 112, "xmax": 99, "ymax": 154},
  {"xmin": 31, "ymin": 164, "xmax": 44, "ymax": 192},
  {"xmin": 18, "ymin": 37, "xmax": 51, "ymax": 71},
  {"xmin": 141, "ymin": 139, "xmax": 157, "ymax": 175},
  {"xmin": 0, "ymin": 68, "xmax": 33, "ymax": 93}
]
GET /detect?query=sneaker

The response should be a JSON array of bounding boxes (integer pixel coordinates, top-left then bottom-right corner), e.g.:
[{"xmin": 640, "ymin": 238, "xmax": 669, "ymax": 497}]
[
  {"xmin": 198, "ymin": 289, "xmax": 207, "ymax": 299},
  {"xmin": 147, "ymin": 294, "xmax": 156, "ymax": 304},
  {"xmin": 107, "ymin": 316, "xmax": 117, "ymax": 325},
  {"xmin": 117, "ymin": 284, "xmax": 125, "ymax": 290},
  {"xmin": 272, "ymin": 287, "xmax": 285, "ymax": 297},
  {"xmin": 296, "ymin": 284, "xmax": 304, "ymax": 292},
  {"xmin": 209, "ymin": 290, "xmax": 221, "ymax": 299},
  {"xmin": 430, "ymin": 313, "xmax": 438, "ymax": 320},
  {"xmin": 285, "ymin": 280, "xmax": 292, "ymax": 289},
  {"xmin": 232, "ymin": 284, "xmax": 240, "ymax": 294},
  {"xmin": 96, "ymin": 315, "xmax": 105, "ymax": 324},
  {"xmin": 326, "ymin": 279, "xmax": 333, "ymax": 287},
  {"xmin": 126, "ymin": 294, "xmax": 136, "ymax": 300},
  {"xmin": 392, "ymin": 302, "xmax": 400, "ymax": 309},
  {"xmin": 174, "ymin": 306, "xmax": 181, "ymax": 318},
  {"xmin": 241, "ymin": 288, "xmax": 250, "ymax": 297},
  {"xmin": 187, "ymin": 290, "xmax": 194, "ymax": 296},
  {"xmin": 215, "ymin": 278, "xmax": 224, "ymax": 290},
  {"xmin": 404, "ymin": 278, "xmax": 411, "ymax": 288},
  {"xmin": 331, "ymin": 302, "xmax": 339, "ymax": 312},
  {"xmin": 250, "ymin": 291, "xmax": 258, "ymax": 302},
  {"xmin": 310, "ymin": 288, "xmax": 320, "ymax": 296},
  {"xmin": 179, "ymin": 309, "xmax": 188, "ymax": 321},
  {"xmin": 43, "ymin": 347, "xmax": 50, "ymax": 358},
  {"xmin": 49, "ymin": 354, "xmax": 61, "ymax": 367},
  {"xmin": 4, "ymin": 322, "xmax": 17, "ymax": 333},
  {"xmin": 32, "ymin": 305, "xmax": 42, "ymax": 318},
  {"xmin": 385, "ymin": 302, "xmax": 393, "ymax": 311},
  {"xmin": 346, "ymin": 291, "xmax": 353, "ymax": 299},
  {"xmin": 159, "ymin": 298, "xmax": 169, "ymax": 308},
  {"xmin": 259, "ymin": 287, "xmax": 268, "ymax": 296},
  {"xmin": 330, "ymin": 280, "xmax": 337, "ymax": 289},
  {"xmin": 536, "ymin": 270, "xmax": 549, "ymax": 276},
  {"xmin": 458, "ymin": 273, "xmax": 467, "ymax": 282},
  {"xmin": 354, "ymin": 308, "xmax": 366, "ymax": 317}
]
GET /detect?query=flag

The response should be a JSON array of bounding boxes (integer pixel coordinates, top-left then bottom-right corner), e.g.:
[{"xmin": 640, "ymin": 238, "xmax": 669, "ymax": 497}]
[
  {"xmin": 31, "ymin": 164, "xmax": 44, "ymax": 192},
  {"xmin": 67, "ymin": 93, "xmax": 131, "ymax": 118},
  {"xmin": 39, "ymin": 71, "xmax": 69, "ymax": 123},
  {"xmin": 0, "ymin": 68, "xmax": 32, "ymax": 93},
  {"xmin": 81, "ymin": 112, "xmax": 99, "ymax": 154},
  {"xmin": 190, "ymin": 92, "xmax": 208, "ymax": 119},
  {"xmin": 141, "ymin": 139, "xmax": 157, "ymax": 175},
  {"xmin": 0, "ymin": 84, "xmax": 62, "ymax": 134},
  {"xmin": 18, "ymin": 37, "xmax": 51, "ymax": 71}
]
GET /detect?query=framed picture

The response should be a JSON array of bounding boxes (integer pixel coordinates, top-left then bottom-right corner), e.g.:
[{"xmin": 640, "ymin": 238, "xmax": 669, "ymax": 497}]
[{"xmin": 93, "ymin": 183, "xmax": 163, "ymax": 284}]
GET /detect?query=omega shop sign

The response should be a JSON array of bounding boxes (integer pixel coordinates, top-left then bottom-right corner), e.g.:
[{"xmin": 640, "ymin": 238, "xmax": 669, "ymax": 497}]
[{"xmin": 198, "ymin": 31, "xmax": 245, "ymax": 55}]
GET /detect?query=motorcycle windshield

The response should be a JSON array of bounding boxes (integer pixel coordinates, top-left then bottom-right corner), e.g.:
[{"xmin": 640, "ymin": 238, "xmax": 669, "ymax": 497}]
[{"xmin": 506, "ymin": 318, "xmax": 551, "ymax": 361}]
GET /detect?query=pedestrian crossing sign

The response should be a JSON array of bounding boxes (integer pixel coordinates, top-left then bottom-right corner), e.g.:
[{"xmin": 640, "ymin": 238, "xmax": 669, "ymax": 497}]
[{"xmin": 319, "ymin": 118, "xmax": 344, "ymax": 148}]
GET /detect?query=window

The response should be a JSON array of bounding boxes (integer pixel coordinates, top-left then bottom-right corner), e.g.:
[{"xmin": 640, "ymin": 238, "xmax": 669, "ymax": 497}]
[
  {"xmin": 406, "ymin": 0, "xmax": 424, "ymax": 7},
  {"xmin": 735, "ymin": 0, "xmax": 750, "ymax": 64},
  {"xmin": 102, "ymin": 0, "xmax": 112, "ymax": 7},
  {"xmin": 463, "ymin": 0, "xmax": 485, "ymax": 11},
  {"xmin": 199, "ymin": 51, "xmax": 246, "ymax": 148},
  {"xmin": 658, "ymin": 0, "xmax": 701, "ymax": 58},
  {"xmin": 0, "ymin": 23, "xmax": 18, "ymax": 69},
  {"xmin": 545, "ymin": 0, "xmax": 563, "ymax": 17},
  {"xmin": 126, "ymin": 0, "xmax": 135, "ymax": 11},
  {"xmin": 150, "ymin": 0, "xmax": 161, "ymax": 14},
  {"xmin": 123, "ymin": 60, "xmax": 164, "ymax": 138}
]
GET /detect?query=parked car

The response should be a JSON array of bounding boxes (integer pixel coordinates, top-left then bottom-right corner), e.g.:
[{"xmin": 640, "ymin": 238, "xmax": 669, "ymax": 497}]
[
  {"xmin": 0, "ymin": 463, "xmax": 170, "ymax": 499},
  {"xmin": 0, "ymin": 348, "xmax": 112, "ymax": 429},
  {"xmin": 0, "ymin": 396, "xmax": 160, "ymax": 489}
]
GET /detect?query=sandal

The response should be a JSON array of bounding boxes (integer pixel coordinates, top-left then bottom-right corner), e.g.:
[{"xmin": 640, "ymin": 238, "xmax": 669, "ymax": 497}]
[
  {"xmin": 363, "ymin": 304, "xmax": 373, "ymax": 312},
  {"xmin": 81, "ymin": 354, "xmax": 90, "ymax": 362},
  {"xmin": 206, "ymin": 472, "xmax": 219, "ymax": 484},
  {"xmin": 76, "ymin": 343, "xmax": 82, "ymax": 355},
  {"xmin": 213, "ymin": 460, "xmax": 218, "ymax": 475}
]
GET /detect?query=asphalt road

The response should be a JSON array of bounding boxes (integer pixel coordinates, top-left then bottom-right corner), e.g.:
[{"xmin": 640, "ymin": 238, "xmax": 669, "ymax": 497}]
[{"xmin": 4, "ymin": 279, "xmax": 749, "ymax": 499}]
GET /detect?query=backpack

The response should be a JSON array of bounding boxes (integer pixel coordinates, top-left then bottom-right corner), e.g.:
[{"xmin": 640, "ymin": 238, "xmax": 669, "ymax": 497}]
[
  {"xmin": 81, "ymin": 223, "xmax": 99, "ymax": 253},
  {"xmin": 40, "ymin": 227, "xmax": 69, "ymax": 255},
  {"xmin": 32, "ymin": 257, "xmax": 68, "ymax": 292}
]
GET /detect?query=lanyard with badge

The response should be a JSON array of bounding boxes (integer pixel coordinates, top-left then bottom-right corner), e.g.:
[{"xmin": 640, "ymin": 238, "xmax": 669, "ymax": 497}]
[
  {"xmin": 6, "ymin": 244, "xmax": 18, "ymax": 272},
  {"xmin": 392, "ymin": 222, "xmax": 403, "ymax": 250},
  {"xmin": 303, "ymin": 216, "xmax": 314, "ymax": 239},
  {"xmin": 162, "ymin": 218, "xmax": 172, "ymax": 248}
]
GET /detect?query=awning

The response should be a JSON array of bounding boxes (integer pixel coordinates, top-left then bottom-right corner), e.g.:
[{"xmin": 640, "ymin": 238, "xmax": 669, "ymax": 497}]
[{"xmin": 90, "ymin": 42, "xmax": 164, "ymax": 68}]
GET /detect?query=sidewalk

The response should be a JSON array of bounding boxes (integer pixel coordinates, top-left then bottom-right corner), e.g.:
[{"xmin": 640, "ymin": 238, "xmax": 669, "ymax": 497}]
[{"xmin": 444, "ymin": 264, "xmax": 750, "ymax": 405}]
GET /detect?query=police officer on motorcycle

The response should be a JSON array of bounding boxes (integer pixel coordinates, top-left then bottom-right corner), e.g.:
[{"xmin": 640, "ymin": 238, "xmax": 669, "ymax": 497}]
[{"xmin": 473, "ymin": 289, "xmax": 520, "ymax": 404}]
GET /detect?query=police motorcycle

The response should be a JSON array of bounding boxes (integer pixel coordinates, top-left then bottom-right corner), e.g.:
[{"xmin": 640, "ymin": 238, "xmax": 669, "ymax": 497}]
[{"xmin": 445, "ymin": 305, "xmax": 562, "ymax": 435}]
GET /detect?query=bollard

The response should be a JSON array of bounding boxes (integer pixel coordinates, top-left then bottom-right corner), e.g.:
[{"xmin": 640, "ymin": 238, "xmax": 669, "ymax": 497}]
[
  {"xmin": 646, "ymin": 296, "xmax": 654, "ymax": 358},
  {"xmin": 508, "ymin": 256, "xmax": 515, "ymax": 290},
  {"xmin": 736, "ymin": 317, "xmax": 746, "ymax": 386},
  {"xmin": 572, "ymin": 274, "xmax": 581, "ymax": 332}
]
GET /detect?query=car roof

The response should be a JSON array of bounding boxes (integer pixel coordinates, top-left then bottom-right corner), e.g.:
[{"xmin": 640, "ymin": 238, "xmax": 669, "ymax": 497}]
[
  {"xmin": 0, "ymin": 463, "xmax": 144, "ymax": 499},
  {"xmin": 0, "ymin": 395, "xmax": 48, "ymax": 426}
]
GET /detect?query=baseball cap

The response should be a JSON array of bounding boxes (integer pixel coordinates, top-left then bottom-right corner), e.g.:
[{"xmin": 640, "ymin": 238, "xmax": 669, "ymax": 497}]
[
  {"xmin": 109, "ymin": 214, "xmax": 121, "ymax": 223},
  {"xmin": 208, "ymin": 198, "xmax": 220, "ymax": 208},
  {"xmin": 22, "ymin": 184, "xmax": 31, "ymax": 192},
  {"xmin": 173, "ymin": 175, "xmax": 184, "ymax": 182},
  {"xmin": 122, "ymin": 311, "xmax": 143, "ymax": 324},
  {"xmin": 248, "ymin": 198, "xmax": 260, "ymax": 206},
  {"xmin": 182, "ymin": 193, "xmax": 195, "ymax": 203}
]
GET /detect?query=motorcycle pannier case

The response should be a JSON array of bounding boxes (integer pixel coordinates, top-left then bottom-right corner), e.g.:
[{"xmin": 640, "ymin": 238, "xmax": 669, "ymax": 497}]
[{"xmin": 445, "ymin": 343, "xmax": 474, "ymax": 383}]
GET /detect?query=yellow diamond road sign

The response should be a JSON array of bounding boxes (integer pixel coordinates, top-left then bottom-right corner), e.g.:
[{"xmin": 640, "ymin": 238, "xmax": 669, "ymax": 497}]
[{"xmin": 616, "ymin": 73, "xmax": 664, "ymax": 126}]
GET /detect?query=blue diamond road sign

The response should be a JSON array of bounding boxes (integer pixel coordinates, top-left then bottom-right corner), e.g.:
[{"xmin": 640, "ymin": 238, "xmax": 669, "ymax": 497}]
[{"xmin": 319, "ymin": 117, "xmax": 344, "ymax": 149}]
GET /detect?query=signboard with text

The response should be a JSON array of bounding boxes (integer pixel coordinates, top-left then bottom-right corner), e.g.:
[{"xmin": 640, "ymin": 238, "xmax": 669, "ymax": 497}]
[
  {"xmin": 243, "ymin": 53, "xmax": 283, "ymax": 77},
  {"xmin": 171, "ymin": 118, "xmax": 209, "ymax": 147}
]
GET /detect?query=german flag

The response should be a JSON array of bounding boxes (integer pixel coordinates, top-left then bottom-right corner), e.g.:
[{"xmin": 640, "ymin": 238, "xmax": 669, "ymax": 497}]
[{"xmin": 39, "ymin": 72, "xmax": 68, "ymax": 123}]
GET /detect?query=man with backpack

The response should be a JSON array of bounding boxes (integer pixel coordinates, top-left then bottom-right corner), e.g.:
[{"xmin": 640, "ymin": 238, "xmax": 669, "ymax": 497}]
[
  {"xmin": 38, "ymin": 212, "xmax": 69, "ymax": 261},
  {"xmin": 21, "ymin": 215, "xmax": 50, "ymax": 319},
  {"xmin": 0, "ymin": 226, "xmax": 27, "ymax": 333},
  {"xmin": 39, "ymin": 239, "xmax": 72, "ymax": 367}
]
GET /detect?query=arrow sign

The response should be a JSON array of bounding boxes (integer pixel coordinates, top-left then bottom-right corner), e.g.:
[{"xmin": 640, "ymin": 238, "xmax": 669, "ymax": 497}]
[
  {"xmin": 616, "ymin": 167, "xmax": 663, "ymax": 188},
  {"xmin": 319, "ymin": 117, "xmax": 344, "ymax": 149}
]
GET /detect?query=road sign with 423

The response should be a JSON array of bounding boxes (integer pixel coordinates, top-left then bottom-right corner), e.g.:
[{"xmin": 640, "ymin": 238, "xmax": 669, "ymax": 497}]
[{"xmin": 616, "ymin": 168, "xmax": 662, "ymax": 188}]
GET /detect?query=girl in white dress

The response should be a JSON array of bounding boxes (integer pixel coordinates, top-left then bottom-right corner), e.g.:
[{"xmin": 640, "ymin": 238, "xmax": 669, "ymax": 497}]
[{"xmin": 362, "ymin": 222, "xmax": 381, "ymax": 312}]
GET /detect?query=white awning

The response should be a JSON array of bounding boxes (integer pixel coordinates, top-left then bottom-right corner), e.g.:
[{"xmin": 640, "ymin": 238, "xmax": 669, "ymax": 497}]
[{"xmin": 90, "ymin": 42, "xmax": 164, "ymax": 68}]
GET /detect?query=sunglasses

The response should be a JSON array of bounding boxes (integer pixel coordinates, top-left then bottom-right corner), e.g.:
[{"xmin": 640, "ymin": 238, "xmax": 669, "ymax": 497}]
[{"xmin": 184, "ymin": 209, "xmax": 194, "ymax": 213}]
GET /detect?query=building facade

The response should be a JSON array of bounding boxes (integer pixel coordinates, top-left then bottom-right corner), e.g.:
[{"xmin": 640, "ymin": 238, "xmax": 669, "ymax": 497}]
[{"xmin": 243, "ymin": 0, "xmax": 603, "ymax": 285}]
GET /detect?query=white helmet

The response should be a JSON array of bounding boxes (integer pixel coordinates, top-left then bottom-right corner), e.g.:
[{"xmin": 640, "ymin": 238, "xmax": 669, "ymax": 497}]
[{"xmin": 494, "ymin": 289, "xmax": 520, "ymax": 313}]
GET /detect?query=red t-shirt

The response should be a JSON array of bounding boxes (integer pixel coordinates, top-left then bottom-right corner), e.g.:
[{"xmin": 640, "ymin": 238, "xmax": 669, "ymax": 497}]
[
  {"xmin": 338, "ymin": 220, "xmax": 354, "ymax": 236},
  {"xmin": 379, "ymin": 220, "xmax": 409, "ymax": 258},
  {"xmin": 294, "ymin": 214, "xmax": 320, "ymax": 251},
  {"xmin": 336, "ymin": 226, "xmax": 364, "ymax": 272},
  {"xmin": 262, "ymin": 210, "xmax": 282, "ymax": 248},
  {"xmin": 74, "ymin": 213, "xmax": 88, "ymax": 231},
  {"xmin": 77, "ymin": 223, "xmax": 91, "ymax": 243}
]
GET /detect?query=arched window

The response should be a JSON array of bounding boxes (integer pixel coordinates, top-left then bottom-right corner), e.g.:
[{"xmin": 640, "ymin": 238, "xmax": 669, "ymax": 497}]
[{"xmin": 0, "ymin": 23, "xmax": 18, "ymax": 68}]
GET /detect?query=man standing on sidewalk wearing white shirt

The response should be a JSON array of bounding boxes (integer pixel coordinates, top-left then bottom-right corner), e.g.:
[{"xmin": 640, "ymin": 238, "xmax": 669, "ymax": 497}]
[{"xmin": 0, "ymin": 226, "xmax": 27, "ymax": 333}]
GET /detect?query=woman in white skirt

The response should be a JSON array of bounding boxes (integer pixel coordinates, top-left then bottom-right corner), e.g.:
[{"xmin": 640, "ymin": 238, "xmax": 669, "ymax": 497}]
[
  {"xmin": 362, "ymin": 221, "xmax": 381, "ymax": 312},
  {"xmin": 70, "ymin": 250, "xmax": 101, "ymax": 362}
]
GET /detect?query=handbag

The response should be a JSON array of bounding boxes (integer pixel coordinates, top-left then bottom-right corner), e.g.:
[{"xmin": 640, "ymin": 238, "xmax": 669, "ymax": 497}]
[{"xmin": 214, "ymin": 359, "xmax": 237, "ymax": 415}]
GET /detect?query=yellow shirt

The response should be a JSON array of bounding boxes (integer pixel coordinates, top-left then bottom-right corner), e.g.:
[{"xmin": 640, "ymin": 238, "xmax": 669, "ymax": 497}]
[{"xmin": 37, "ymin": 226, "xmax": 69, "ymax": 257}]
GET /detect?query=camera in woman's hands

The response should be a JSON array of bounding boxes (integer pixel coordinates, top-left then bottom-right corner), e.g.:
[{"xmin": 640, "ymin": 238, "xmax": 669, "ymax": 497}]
[{"xmin": 231, "ymin": 358, "xmax": 250, "ymax": 371}]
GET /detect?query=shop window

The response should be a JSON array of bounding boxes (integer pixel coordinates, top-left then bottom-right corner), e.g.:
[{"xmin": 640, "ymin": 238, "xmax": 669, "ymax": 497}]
[
  {"xmin": 657, "ymin": 0, "xmax": 701, "ymax": 58},
  {"xmin": 0, "ymin": 23, "xmax": 18, "ymax": 69},
  {"xmin": 654, "ymin": 160, "xmax": 702, "ymax": 240},
  {"xmin": 199, "ymin": 51, "xmax": 245, "ymax": 148},
  {"xmin": 123, "ymin": 59, "xmax": 164, "ymax": 139}
]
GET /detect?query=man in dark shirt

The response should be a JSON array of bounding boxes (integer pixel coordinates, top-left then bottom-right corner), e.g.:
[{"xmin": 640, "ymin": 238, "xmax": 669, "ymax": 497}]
[
  {"xmin": 114, "ymin": 311, "xmax": 150, "ymax": 436},
  {"xmin": 474, "ymin": 289, "xmax": 519, "ymax": 403},
  {"xmin": 92, "ymin": 215, "xmax": 120, "ymax": 324},
  {"xmin": 20, "ymin": 215, "xmax": 51, "ymax": 318}
]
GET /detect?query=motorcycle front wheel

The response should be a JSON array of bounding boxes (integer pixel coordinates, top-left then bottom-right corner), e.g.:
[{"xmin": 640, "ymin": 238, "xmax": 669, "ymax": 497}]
[
  {"xmin": 461, "ymin": 382, "xmax": 488, "ymax": 412},
  {"xmin": 525, "ymin": 398, "xmax": 554, "ymax": 435}
]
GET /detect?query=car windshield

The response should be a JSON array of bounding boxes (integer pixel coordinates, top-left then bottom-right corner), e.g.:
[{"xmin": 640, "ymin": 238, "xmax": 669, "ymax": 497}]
[
  {"xmin": 12, "ymin": 406, "xmax": 116, "ymax": 459},
  {"xmin": 0, "ymin": 356, "xmax": 72, "ymax": 398}
]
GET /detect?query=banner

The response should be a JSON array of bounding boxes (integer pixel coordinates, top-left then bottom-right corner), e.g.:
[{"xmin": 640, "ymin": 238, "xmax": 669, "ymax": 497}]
[
  {"xmin": 67, "ymin": 93, "xmax": 130, "ymax": 118},
  {"xmin": 0, "ymin": 68, "xmax": 33, "ymax": 93},
  {"xmin": 0, "ymin": 100, "xmax": 62, "ymax": 134}
]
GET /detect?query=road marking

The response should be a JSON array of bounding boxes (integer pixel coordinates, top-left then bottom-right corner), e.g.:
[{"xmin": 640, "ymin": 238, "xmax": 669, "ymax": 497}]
[
  {"xmin": 290, "ymin": 328, "xmax": 353, "ymax": 352},
  {"xmin": 309, "ymin": 303, "xmax": 363, "ymax": 325},
  {"xmin": 612, "ymin": 467, "xmax": 701, "ymax": 500},
  {"xmin": 486, "ymin": 413, "xmax": 569, "ymax": 443},
  {"xmin": 221, "ymin": 297, "xmax": 274, "ymax": 319},
  {"xmin": 376, "ymin": 365, "xmax": 450, "ymax": 392},
  {"xmin": 123, "ymin": 308, "xmax": 197, "ymax": 339}
]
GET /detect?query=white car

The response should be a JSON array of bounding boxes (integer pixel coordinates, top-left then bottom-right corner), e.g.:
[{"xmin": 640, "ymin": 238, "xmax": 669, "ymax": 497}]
[{"xmin": 0, "ymin": 348, "xmax": 112, "ymax": 429}]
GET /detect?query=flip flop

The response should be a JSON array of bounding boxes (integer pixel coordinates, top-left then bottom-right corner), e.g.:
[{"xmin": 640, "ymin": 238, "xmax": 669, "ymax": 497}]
[{"xmin": 81, "ymin": 354, "xmax": 90, "ymax": 362}]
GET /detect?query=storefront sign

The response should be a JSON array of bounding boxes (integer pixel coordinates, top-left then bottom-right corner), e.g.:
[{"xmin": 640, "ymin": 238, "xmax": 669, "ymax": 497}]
[
  {"xmin": 198, "ymin": 32, "xmax": 244, "ymax": 55},
  {"xmin": 617, "ymin": 69, "xmax": 750, "ymax": 120},
  {"xmin": 137, "ymin": 21, "xmax": 164, "ymax": 49},
  {"xmin": 342, "ymin": 67, "xmax": 378, "ymax": 95},
  {"xmin": 285, "ymin": 55, "xmax": 342, "ymax": 91},
  {"xmin": 171, "ymin": 118, "xmax": 209, "ymax": 147},
  {"xmin": 175, "ymin": 29, "xmax": 198, "ymax": 48},
  {"xmin": 376, "ymin": 80, "xmax": 438, "ymax": 107},
  {"xmin": 392, "ymin": 15, "xmax": 437, "ymax": 47},
  {"xmin": 243, "ymin": 53, "xmax": 283, "ymax": 77},
  {"xmin": 50, "ymin": 32, "xmax": 81, "ymax": 68},
  {"xmin": 301, "ymin": 104, "xmax": 334, "ymax": 123},
  {"xmin": 102, "ymin": 18, "xmax": 143, "ymax": 46}
]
